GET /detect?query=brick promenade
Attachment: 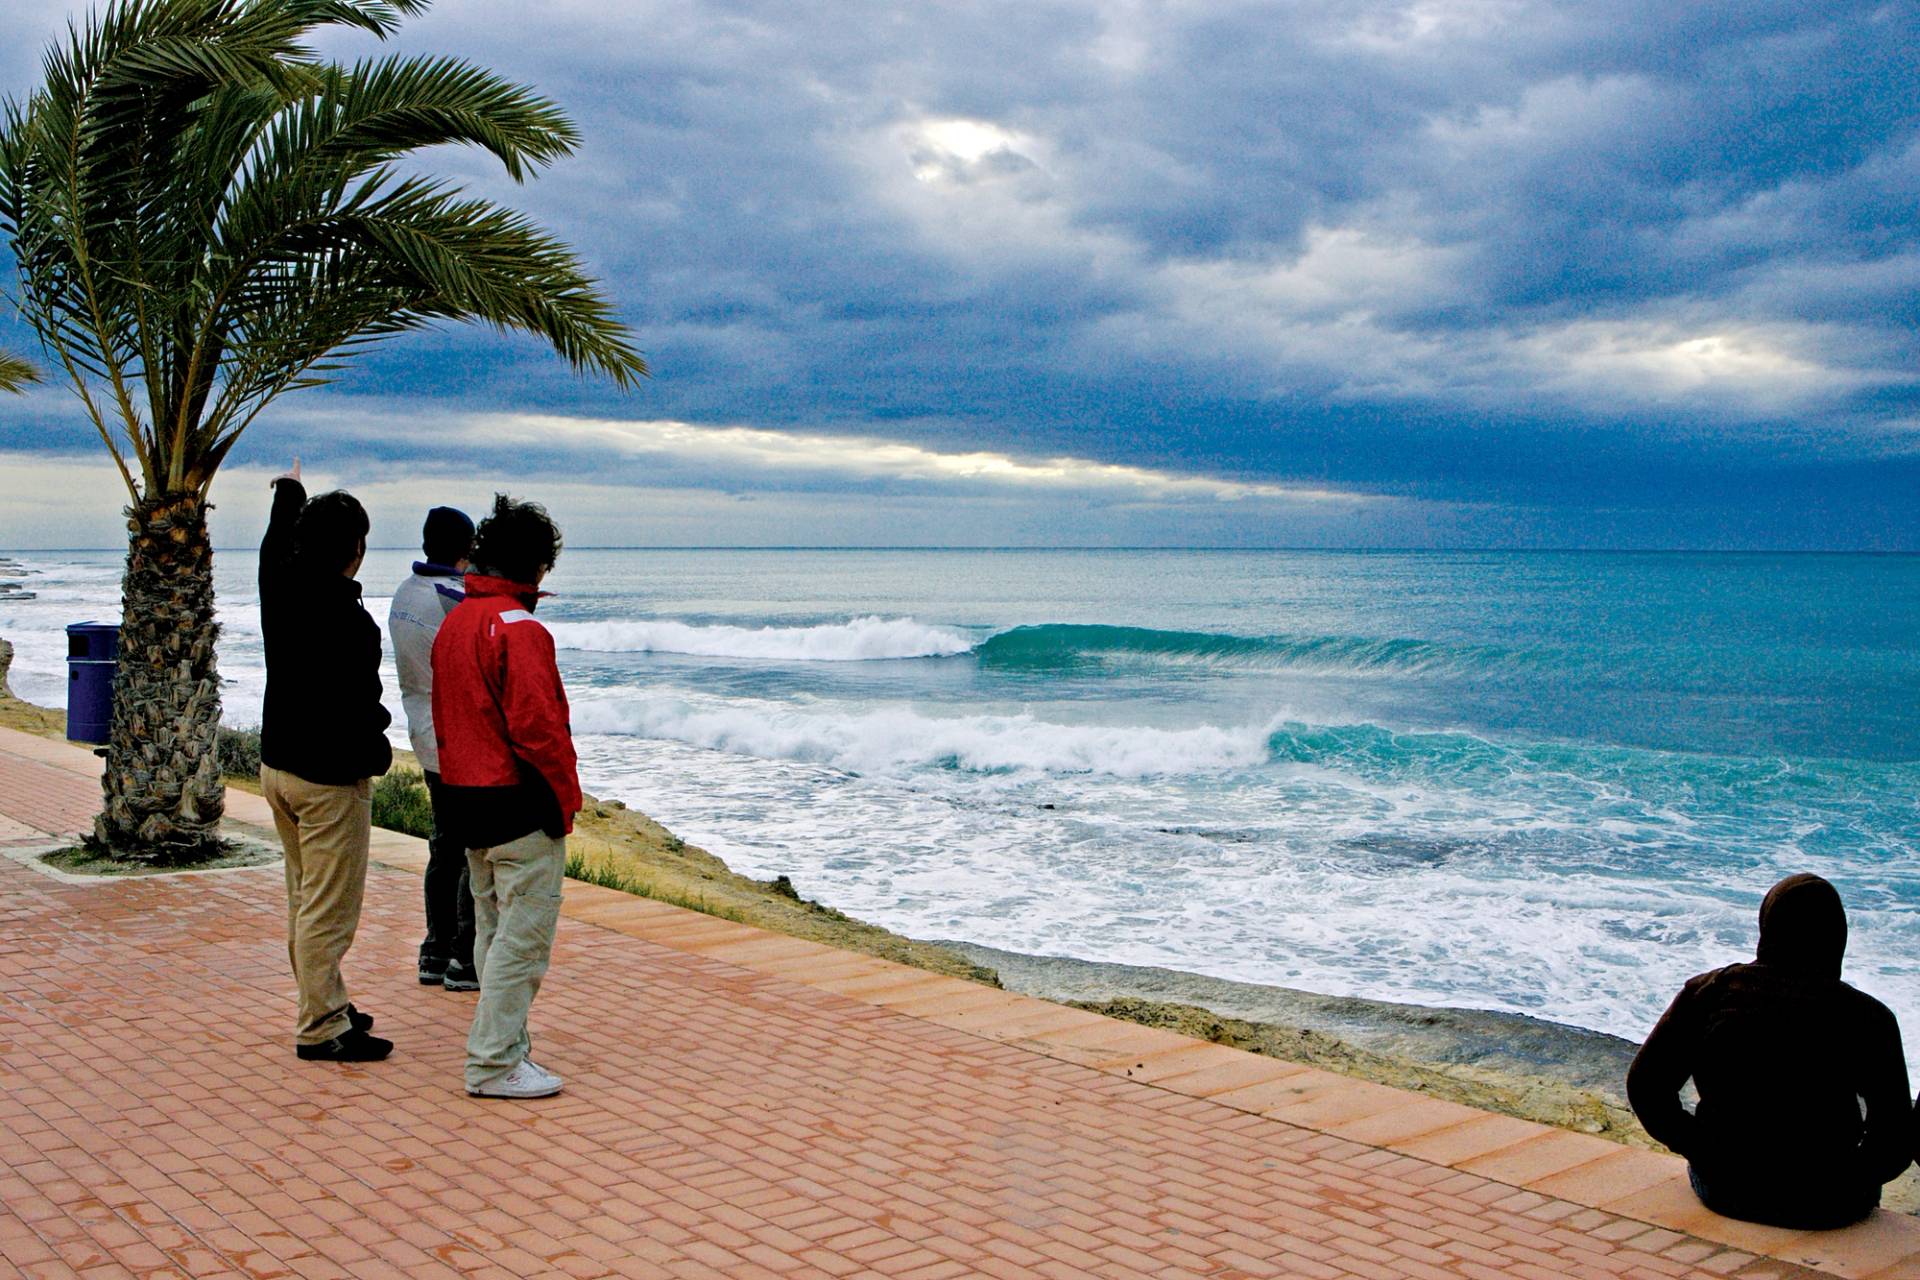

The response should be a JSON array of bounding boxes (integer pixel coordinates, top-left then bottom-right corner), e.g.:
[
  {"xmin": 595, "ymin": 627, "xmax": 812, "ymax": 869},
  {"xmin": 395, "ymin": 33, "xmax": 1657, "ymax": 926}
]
[{"xmin": 1, "ymin": 726, "xmax": 1916, "ymax": 1280}]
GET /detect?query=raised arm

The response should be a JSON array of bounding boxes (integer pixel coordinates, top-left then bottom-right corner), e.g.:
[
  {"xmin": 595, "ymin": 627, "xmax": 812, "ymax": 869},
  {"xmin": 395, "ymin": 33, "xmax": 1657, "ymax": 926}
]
[
  {"xmin": 1627, "ymin": 976, "xmax": 1709, "ymax": 1157},
  {"xmin": 259, "ymin": 461, "xmax": 306, "ymax": 597}
]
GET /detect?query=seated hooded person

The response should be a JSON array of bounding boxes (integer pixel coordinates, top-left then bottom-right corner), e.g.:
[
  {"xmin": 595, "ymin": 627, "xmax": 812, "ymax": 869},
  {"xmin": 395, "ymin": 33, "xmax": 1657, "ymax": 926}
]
[{"xmin": 1627, "ymin": 873, "xmax": 1912, "ymax": 1229}]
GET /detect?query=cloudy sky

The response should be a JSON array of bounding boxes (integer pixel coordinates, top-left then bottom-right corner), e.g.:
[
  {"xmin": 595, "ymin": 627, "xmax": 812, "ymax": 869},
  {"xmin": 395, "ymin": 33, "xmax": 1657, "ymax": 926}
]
[{"xmin": 2, "ymin": 0, "xmax": 1916, "ymax": 548}]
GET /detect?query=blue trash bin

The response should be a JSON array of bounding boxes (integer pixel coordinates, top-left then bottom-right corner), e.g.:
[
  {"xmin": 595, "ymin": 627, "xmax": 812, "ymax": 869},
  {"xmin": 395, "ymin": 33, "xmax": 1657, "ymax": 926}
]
[{"xmin": 66, "ymin": 621, "xmax": 120, "ymax": 744}]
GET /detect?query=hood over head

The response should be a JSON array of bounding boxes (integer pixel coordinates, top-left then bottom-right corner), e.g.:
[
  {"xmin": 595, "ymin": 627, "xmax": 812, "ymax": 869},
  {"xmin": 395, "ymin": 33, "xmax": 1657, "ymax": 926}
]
[
  {"xmin": 1754, "ymin": 873, "xmax": 1847, "ymax": 980},
  {"xmin": 422, "ymin": 506, "xmax": 474, "ymax": 566}
]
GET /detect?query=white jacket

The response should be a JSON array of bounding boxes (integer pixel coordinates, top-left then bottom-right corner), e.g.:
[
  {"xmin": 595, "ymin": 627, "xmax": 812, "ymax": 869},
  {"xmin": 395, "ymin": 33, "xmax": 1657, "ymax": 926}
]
[{"xmin": 387, "ymin": 564, "xmax": 464, "ymax": 773}]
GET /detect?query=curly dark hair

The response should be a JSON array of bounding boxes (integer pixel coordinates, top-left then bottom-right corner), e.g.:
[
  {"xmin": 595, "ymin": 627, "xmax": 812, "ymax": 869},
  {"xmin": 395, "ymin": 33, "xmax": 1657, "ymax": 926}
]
[
  {"xmin": 471, "ymin": 493, "xmax": 563, "ymax": 585},
  {"xmin": 294, "ymin": 490, "xmax": 369, "ymax": 576}
]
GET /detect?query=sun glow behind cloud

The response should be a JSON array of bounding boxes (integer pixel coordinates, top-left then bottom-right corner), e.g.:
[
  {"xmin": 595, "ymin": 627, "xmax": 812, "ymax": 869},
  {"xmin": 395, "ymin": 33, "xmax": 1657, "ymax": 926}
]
[
  {"xmin": 1522, "ymin": 321, "xmax": 1895, "ymax": 407},
  {"xmin": 466, "ymin": 413, "xmax": 1372, "ymax": 505},
  {"xmin": 907, "ymin": 117, "xmax": 1040, "ymax": 184},
  {"xmin": 919, "ymin": 120, "xmax": 1020, "ymax": 165}
]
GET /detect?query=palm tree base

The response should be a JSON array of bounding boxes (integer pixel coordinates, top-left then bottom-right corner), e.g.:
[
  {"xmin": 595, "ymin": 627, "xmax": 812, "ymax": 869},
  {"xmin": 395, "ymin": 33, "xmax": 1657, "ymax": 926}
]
[{"xmin": 95, "ymin": 493, "xmax": 226, "ymax": 864}]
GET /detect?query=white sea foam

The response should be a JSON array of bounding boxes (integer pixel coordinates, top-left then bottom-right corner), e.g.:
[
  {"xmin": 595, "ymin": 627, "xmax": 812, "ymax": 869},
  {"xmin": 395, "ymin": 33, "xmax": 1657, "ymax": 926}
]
[
  {"xmin": 546, "ymin": 615, "xmax": 974, "ymax": 661},
  {"xmin": 574, "ymin": 731, "xmax": 1920, "ymax": 1065},
  {"xmin": 566, "ymin": 734, "xmax": 1764, "ymax": 1049},
  {"xmin": 572, "ymin": 692, "xmax": 1274, "ymax": 777}
]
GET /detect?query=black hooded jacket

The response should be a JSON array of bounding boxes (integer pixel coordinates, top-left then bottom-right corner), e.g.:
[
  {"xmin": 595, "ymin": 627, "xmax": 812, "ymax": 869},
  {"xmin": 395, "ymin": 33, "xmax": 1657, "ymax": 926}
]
[
  {"xmin": 1627, "ymin": 874, "xmax": 1912, "ymax": 1227},
  {"xmin": 258, "ymin": 477, "xmax": 393, "ymax": 785}
]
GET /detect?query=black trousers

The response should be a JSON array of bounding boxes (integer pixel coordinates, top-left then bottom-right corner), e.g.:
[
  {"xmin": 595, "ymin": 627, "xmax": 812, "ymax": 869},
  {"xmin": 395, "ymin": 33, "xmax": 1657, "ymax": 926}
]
[{"xmin": 420, "ymin": 770, "xmax": 475, "ymax": 966}]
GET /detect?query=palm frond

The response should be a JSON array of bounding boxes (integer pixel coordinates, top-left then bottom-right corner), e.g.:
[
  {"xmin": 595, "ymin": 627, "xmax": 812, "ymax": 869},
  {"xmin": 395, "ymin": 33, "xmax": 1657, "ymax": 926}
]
[
  {"xmin": 313, "ymin": 55, "xmax": 580, "ymax": 181},
  {"xmin": 0, "ymin": 350, "xmax": 39, "ymax": 392}
]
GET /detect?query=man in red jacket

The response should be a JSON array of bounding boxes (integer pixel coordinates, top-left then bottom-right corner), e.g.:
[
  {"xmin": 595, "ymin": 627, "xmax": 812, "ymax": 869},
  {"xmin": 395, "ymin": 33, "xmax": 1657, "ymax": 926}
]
[{"xmin": 432, "ymin": 495, "xmax": 581, "ymax": 1099}]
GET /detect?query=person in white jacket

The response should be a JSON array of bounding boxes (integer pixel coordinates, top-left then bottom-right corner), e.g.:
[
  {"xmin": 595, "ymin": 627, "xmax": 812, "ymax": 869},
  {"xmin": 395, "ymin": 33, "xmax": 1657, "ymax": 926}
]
[{"xmin": 387, "ymin": 506, "xmax": 478, "ymax": 990}]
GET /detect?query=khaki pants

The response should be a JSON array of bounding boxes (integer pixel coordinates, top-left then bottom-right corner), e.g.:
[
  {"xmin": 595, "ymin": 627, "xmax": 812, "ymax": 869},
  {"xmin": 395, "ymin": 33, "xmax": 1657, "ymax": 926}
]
[
  {"xmin": 466, "ymin": 830, "xmax": 565, "ymax": 1088},
  {"xmin": 261, "ymin": 767, "xmax": 373, "ymax": 1045}
]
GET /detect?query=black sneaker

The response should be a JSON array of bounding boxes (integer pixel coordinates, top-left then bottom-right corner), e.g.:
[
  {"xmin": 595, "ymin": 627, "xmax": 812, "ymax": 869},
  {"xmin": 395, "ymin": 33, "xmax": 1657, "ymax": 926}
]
[
  {"xmin": 418, "ymin": 953, "xmax": 449, "ymax": 985},
  {"xmin": 347, "ymin": 1004, "xmax": 374, "ymax": 1033},
  {"xmin": 442, "ymin": 960, "xmax": 479, "ymax": 992},
  {"xmin": 296, "ymin": 1027, "xmax": 393, "ymax": 1062}
]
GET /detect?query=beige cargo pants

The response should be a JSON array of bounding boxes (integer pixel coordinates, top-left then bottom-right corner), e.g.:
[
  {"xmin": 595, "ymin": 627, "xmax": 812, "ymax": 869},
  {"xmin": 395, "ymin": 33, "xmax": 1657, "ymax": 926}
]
[
  {"xmin": 465, "ymin": 830, "xmax": 566, "ymax": 1089},
  {"xmin": 261, "ymin": 767, "xmax": 372, "ymax": 1045}
]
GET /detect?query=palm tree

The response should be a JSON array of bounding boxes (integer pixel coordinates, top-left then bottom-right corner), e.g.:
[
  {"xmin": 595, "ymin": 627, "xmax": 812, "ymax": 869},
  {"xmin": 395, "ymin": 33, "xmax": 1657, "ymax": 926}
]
[
  {"xmin": 0, "ymin": 0, "xmax": 646, "ymax": 862},
  {"xmin": 0, "ymin": 350, "xmax": 37, "ymax": 391}
]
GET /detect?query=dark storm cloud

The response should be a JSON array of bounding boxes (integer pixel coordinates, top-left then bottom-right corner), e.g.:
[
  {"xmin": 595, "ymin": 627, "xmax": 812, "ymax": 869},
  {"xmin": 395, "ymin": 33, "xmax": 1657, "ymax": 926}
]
[{"xmin": 2, "ymin": 0, "xmax": 1917, "ymax": 546}]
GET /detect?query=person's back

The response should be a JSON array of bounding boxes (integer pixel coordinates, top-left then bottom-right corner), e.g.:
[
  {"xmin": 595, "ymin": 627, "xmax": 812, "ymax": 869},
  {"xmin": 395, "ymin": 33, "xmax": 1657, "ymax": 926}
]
[
  {"xmin": 389, "ymin": 559, "xmax": 464, "ymax": 770},
  {"xmin": 1627, "ymin": 874, "xmax": 1912, "ymax": 1228},
  {"xmin": 387, "ymin": 506, "xmax": 476, "ymax": 991},
  {"xmin": 259, "ymin": 476, "xmax": 391, "ymax": 786}
]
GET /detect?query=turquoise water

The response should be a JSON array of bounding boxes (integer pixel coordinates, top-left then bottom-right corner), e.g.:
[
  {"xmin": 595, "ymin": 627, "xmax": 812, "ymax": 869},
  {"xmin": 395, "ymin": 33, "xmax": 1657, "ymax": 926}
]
[{"xmin": 6, "ymin": 549, "xmax": 1917, "ymax": 1058}]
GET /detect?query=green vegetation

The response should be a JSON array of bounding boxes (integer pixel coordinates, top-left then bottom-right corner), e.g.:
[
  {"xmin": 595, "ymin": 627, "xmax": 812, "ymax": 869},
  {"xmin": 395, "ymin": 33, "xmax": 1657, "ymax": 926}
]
[
  {"xmin": 215, "ymin": 727, "xmax": 262, "ymax": 779},
  {"xmin": 371, "ymin": 769, "xmax": 435, "ymax": 840},
  {"xmin": 0, "ymin": 0, "xmax": 644, "ymax": 862},
  {"xmin": 564, "ymin": 847, "xmax": 746, "ymax": 924}
]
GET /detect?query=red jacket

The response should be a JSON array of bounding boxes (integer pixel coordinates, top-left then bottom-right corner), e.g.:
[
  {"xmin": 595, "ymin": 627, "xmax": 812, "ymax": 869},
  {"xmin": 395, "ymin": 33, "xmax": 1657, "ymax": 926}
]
[{"xmin": 431, "ymin": 574, "xmax": 581, "ymax": 836}]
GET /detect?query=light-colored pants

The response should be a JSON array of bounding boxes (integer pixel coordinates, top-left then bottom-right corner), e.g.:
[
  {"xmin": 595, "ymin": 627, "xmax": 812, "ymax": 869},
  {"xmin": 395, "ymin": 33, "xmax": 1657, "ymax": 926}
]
[
  {"xmin": 466, "ymin": 830, "xmax": 565, "ymax": 1088},
  {"xmin": 261, "ymin": 767, "xmax": 372, "ymax": 1045}
]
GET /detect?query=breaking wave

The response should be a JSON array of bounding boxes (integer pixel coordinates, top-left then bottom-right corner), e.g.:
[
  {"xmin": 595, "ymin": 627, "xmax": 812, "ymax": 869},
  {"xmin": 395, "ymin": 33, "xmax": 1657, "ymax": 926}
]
[
  {"xmin": 569, "ymin": 694, "xmax": 1912, "ymax": 846},
  {"xmin": 973, "ymin": 623, "xmax": 1517, "ymax": 676},
  {"xmin": 549, "ymin": 616, "xmax": 1515, "ymax": 677},
  {"xmin": 546, "ymin": 615, "xmax": 975, "ymax": 661},
  {"xmin": 572, "ymin": 695, "xmax": 1273, "ymax": 777}
]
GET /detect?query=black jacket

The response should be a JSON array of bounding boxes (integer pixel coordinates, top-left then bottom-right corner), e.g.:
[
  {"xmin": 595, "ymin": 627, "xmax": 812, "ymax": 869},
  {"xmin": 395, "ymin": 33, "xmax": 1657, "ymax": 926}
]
[
  {"xmin": 258, "ymin": 478, "xmax": 392, "ymax": 784},
  {"xmin": 1627, "ymin": 874, "xmax": 1912, "ymax": 1227}
]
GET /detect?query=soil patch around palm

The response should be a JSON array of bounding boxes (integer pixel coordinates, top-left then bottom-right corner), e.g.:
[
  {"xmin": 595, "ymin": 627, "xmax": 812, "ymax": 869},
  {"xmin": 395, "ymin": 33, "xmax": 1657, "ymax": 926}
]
[{"xmin": 41, "ymin": 837, "xmax": 279, "ymax": 876}]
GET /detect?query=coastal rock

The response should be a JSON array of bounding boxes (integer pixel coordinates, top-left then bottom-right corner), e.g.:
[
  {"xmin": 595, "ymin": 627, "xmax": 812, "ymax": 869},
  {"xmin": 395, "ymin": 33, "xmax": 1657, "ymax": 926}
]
[{"xmin": 936, "ymin": 940, "xmax": 1640, "ymax": 1102}]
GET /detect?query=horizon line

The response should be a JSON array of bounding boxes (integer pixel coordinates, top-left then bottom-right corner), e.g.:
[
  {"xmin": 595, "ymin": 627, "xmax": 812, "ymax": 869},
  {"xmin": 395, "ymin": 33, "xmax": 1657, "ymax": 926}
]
[{"xmin": 4, "ymin": 545, "xmax": 1918, "ymax": 556}]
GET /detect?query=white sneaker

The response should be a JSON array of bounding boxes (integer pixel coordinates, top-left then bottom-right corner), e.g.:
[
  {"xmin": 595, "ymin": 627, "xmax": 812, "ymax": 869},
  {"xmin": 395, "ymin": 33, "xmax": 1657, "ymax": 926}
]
[{"xmin": 468, "ymin": 1058, "xmax": 563, "ymax": 1099}]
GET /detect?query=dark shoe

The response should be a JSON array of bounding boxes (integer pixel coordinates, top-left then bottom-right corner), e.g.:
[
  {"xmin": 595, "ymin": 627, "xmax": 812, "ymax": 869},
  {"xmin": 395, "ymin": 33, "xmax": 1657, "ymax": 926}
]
[
  {"xmin": 419, "ymin": 953, "xmax": 448, "ymax": 984},
  {"xmin": 441, "ymin": 959, "xmax": 479, "ymax": 992},
  {"xmin": 347, "ymin": 1004, "xmax": 374, "ymax": 1033},
  {"xmin": 296, "ymin": 1028, "xmax": 393, "ymax": 1062}
]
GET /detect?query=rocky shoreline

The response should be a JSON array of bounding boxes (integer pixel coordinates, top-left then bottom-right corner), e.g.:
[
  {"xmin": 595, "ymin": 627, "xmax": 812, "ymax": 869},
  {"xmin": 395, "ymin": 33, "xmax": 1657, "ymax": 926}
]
[
  {"xmin": 937, "ymin": 940, "xmax": 1645, "ymax": 1135},
  {"xmin": 0, "ymin": 558, "xmax": 35, "ymax": 602}
]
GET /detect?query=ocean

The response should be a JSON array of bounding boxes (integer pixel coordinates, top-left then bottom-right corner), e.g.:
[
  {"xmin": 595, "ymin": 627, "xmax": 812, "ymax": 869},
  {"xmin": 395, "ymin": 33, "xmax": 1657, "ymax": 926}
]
[{"xmin": 5, "ymin": 547, "xmax": 1917, "ymax": 1067}]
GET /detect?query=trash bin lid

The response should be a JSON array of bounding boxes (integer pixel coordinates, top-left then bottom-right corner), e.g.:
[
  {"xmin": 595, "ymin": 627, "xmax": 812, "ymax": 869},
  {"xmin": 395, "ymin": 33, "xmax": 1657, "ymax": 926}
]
[{"xmin": 66, "ymin": 620, "xmax": 122, "ymax": 660}]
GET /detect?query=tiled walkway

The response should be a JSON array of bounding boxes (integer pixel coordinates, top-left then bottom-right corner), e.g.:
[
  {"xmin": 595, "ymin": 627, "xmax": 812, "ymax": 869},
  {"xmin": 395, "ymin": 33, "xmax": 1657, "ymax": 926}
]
[{"xmin": 1, "ymin": 726, "xmax": 1915, "ymax": 1280}]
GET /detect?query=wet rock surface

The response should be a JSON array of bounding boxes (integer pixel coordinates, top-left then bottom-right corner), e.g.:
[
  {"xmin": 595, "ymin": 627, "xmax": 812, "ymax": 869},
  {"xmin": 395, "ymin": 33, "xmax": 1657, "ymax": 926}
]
[{"xmin": 937, "ymin": 939, "xmax": 1640, "ymax": 1100}]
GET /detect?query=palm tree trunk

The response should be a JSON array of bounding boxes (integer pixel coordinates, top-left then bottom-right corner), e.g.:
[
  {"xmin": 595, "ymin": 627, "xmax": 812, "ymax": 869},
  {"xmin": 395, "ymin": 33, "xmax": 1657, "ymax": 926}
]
[{"xmin": 96, "ymin": 493, "xmax": 225, "ymax": 862}]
